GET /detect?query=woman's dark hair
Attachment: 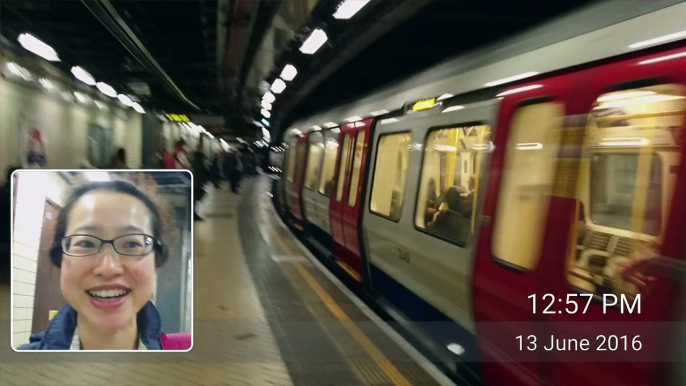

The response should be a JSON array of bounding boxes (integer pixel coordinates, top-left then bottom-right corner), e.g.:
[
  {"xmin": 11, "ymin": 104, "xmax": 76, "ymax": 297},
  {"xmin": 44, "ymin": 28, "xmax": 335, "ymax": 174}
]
[
  {"xmin": 49, "ymin": 175, "xmax": 177, "ymax": 268},
  {"xmin": 116, "ymin": 148, "xmax": 126, "ymax": 163},
  {"xmin": 445, "ymin": 187, "xmax": 462, "ymax": 212}
]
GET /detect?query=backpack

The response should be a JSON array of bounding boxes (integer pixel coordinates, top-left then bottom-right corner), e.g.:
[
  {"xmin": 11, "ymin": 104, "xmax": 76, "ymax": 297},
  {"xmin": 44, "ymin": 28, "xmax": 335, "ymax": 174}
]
[{"xmin": 160, "ymin": 333, "xmax": 192, "ymax": 350}]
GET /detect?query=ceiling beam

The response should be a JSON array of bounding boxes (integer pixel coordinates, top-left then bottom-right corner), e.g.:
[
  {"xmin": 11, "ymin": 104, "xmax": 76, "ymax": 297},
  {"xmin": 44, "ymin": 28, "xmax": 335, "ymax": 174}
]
[{"xmin": 81, "ymin": 0, "xmax": 202, "ymax": 111}]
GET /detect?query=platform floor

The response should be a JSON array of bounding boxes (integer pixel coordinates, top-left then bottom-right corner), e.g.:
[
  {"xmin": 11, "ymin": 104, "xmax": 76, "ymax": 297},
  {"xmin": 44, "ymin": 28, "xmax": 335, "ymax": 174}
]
[{"xmin": 0, "ymin": 175, "xmax": 450, "ymax": 385}]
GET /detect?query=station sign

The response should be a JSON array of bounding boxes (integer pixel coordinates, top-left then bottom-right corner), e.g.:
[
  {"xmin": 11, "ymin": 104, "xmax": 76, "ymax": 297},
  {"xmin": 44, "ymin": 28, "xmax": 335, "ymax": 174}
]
[{"xmin": 166, "ymin": 114, "xmax": 190, "ymax": 122}]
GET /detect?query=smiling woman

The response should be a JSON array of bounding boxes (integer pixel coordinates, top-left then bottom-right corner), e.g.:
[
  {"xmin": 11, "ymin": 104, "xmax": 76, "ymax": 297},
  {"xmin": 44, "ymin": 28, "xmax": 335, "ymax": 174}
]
[{"xmin": 13, "ymin": 172, "xmax": 191, "ymax": 351}]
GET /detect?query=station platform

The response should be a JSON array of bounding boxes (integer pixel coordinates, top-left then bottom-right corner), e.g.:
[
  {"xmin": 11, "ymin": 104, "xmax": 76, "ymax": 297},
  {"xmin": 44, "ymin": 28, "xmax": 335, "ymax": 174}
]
[{"xmin": 0, "ymin": 175, "xmax": 452, "ymax": 386}]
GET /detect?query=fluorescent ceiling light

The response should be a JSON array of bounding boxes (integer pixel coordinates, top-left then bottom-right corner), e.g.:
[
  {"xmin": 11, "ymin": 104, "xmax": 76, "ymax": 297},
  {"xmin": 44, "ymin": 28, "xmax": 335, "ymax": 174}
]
[
  {"xmin": 333, "ymin": 0, "xmax": 371, "ymax": 19},
  {"xmin": 94, "ymin": 101, "xmax": 107, "ymax": 110},
  {"xmin": 629, "ymin": 30, "xmax": 686, "ymax": 49},
  {"xmin": 261, "ymin": 109, "xmax": 271, "ymax": 118},
  {"xmin": 71, "ymin": 66, "xmax": 96, "ymax": 86},
  {"xmin": 280, "ymin": 64, "xmax": 297, "ymax": 81},
  {"xmin": 291, "ymin": 129, "xmax": 302, "ymax": 135},
  {"xmin": 472, "ymin": 142, "xmax": 494, "ymax": 152},
  {"xmin": 263, "ymin": 91, "xmax": 276, "ymax": 103},
  {"xmin": 86, "ymin": 171, "xmax": 110, "ymax": 181},
  {"xmin": 595, "ymin": 94, "xmax": 685, "ymax": 109},
  {"xmin": 446, "ymin": 343, "xmax": 465, "ymax": 356},
  {"xmin": 74, "ymin": 92, "xmax": 92, "ymax": 105},
  {"xmin": 433, "ymin": 145, "xmax": 457, "ymax": 152},
  {"xmin": 381, "ymin": 118, "xmax": 398, "ymax": 125},
  {"xmin": 324, "ymin": 122, "xmax": 337, "ymax": 128},
  {"xmin": 132, "ymin": 102, "xmax": 145, "ymax": 114},
  {"xmin": 599, "ymin": 137, "xmax": 649, "ymax": 147},
  {"xmin": 370, "ymin": 109, "xmax": 389, "ymax": 116},
  {"xmin": 486, "ymin": 72, "xmax": 539, "ymax": 87},
  {"xmin": 497, "ymin": 84, "xmax": 543, "ymax": 97},
  {"xmin": 515, "ymin": 142, "xmax": 543, "ymax": 150},
  {"xmin": 344, "ymin": 116, "xmax": 362, "ymax": 122},
  {"xmin": 96, "ymin": 82, "xmax": 117, "ymax": 98},
  {"xmin": 311, "ymin": 125, "xmax": 322, "ymax": 131},
  {"xmin": 639, "ymin": 51, "xmax": 686, "ymax": 65},
  {"xmin": 597, "ymin": 91, "xmax": 655, "ymax": 102},
  {"xmin": 61, "ymin": 91, "xmax": 73, "ymax": 102},
  {"xmin": 639, "ymin": 95, "xmax": 685, "ymax": 102},
  {"xmin": 7, "ymin": 63, "xmax": 33, "ymax": 81},
  {"xmin": 300, "ymin": 29, "xmax": 328, "ymax": 54},
  {"xmin": 118, "ymin": 94, "xmax": 134, "ymax": 106},
  {"xmin": 261, "ymin": 100, "xmax": 272, "ymax": 110},
  {"xmin": 443, "ymin": 105, "xmax": 465, "ymax": 113},
  {"xmin": 437, "ymin": 94, "xmax": 453, "ymax": 101},
  {"xmin": 262, "ymin": 119, "xmax": 270, "ymax": 127},
  {"xmin": 17, "ymin": 33, "xmax": 60, "ymax": 62},
  {"xmin": 262, "ymin": 127, "xmax": 271, "ymax": 138},
  {"xmin": 331, "ymin": 128, "xmax": 341, "ymax": 133},
  {"xmin": 207, "ymin": 133, "xmax": 214, "ymax": 139},
  {"xmin": 39, "ymin": 78, "xmax": 55, "ymax": 90},
  {"xmin": 271, "ymin": 78, "xmax": 286, "ymax": 94}
]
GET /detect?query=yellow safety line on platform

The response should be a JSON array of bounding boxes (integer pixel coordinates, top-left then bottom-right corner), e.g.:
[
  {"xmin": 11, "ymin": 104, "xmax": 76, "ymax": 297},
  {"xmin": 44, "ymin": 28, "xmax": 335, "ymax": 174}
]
[
  {"xmin": 336, "ymin": 260, "xmax": 363, "ymax": 282},
  {"xmin": 294, "ymin": 263, "xmax": 412, "ymax": 386}
]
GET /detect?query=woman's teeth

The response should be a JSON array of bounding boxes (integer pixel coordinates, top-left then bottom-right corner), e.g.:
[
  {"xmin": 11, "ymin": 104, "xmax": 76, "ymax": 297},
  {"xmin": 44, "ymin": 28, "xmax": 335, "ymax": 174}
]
[{"xmin": 87, "ymin": 289, "xmax": 129, "ymax": 299}]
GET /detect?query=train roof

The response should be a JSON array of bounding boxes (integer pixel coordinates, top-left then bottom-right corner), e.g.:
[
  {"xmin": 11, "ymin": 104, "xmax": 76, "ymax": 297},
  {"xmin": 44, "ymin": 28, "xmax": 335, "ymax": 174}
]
[{"xmin": 287, "ymin": 0, "xmax": 686, "ymax": 135}]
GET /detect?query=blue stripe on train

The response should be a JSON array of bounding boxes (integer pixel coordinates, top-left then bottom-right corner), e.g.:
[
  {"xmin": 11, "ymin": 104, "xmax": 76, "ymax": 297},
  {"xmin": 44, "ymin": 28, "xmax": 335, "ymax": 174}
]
[{"xmin": 369, "ymin": 263, "xmax": 481, "ymax": 372}]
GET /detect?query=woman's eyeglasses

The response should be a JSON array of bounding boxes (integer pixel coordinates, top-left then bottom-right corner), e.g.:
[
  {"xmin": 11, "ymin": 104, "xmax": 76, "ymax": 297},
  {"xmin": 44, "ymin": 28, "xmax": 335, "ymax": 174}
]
[{"xmin": 59, "ymin": 234, "xmax": 159, "ymax": 257}]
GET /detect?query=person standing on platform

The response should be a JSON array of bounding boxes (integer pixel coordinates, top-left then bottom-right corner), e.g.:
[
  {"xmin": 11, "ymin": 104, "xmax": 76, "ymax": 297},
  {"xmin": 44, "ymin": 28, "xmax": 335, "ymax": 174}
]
[
  {"xmin": 191, "ymin": 140, "xmax": 210, "ymax": 221},
  {"xmin": 110, "ymin": 147, "xmax": 129, "ymax": 169},
  {"xmin": 163, "ymin": 140, "xmax": 190, "ymax": 170},
  {"xmin": 229, "ymin": 152, "xmax": 243, "ymax": 193}
]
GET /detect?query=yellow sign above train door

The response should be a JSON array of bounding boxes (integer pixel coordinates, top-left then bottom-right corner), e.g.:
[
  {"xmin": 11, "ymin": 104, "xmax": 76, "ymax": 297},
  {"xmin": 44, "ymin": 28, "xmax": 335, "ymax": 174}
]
[{"xmin": 411, "ymin": 98, "xmax": 438, "ymax": 112}]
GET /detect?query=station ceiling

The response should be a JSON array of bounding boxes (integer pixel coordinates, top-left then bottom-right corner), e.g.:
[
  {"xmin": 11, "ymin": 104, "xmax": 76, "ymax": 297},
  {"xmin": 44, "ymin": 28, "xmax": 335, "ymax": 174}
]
[{"xmin": 1, "ymin": 0, "xmax": 596, "ymax": 139}]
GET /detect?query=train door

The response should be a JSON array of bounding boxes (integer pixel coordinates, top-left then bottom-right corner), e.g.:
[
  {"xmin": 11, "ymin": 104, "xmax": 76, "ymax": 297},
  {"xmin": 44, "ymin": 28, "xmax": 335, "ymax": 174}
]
[
  {"xmin": 543, "ymin": 47, "xmax": 686, "ymax": 386},
  {"xmin": 287, "ymin": 135, "xmax": 307, "ymax": 224},
  {"xmin": 341, "ymin": 120, "xmax": 372, "ymax": 278},
  {"xmin": 302, "ymin": 131, "xmax": 326, "ymax": 229},
  {"xmin": 284, "ymin": 139, "xmax": 297, "ymax": 215},
  {"xmin": 471, "ymin": 73, "xmax": 575, "ymax": 385},
  {"xmin": 329, "ymin": 119, "xmax": 372, "ymax": 280},
  {"xmin": 330, "ymin": 130, "xmax": 354, "ymax": 261}
]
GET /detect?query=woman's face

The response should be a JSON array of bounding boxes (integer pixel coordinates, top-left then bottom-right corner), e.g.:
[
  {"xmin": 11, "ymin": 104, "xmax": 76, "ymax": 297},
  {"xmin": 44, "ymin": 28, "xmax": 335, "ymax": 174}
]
[{"xmin": 60, "ymin": 191, "xmax": 156, "ymax": 332}]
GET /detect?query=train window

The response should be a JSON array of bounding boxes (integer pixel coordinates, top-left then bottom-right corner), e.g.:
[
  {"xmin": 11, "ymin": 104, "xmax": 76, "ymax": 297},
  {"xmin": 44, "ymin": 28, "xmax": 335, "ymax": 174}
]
[
  {"xmin": 304, "ymin": 132, "xmax": 324, "ymax": 190},
  {"xmin": 318, "ymin": 133, "xmax": 339, "ymax": 197},
  {"xmin": 492, "ymin": 102, "xmax": 563, "ymax": 270},
  {"xmin": 348, "ymin": 131, "xmax": 366, "ymax": 207},
  {"xmin": 568, "ymin": 84, "xmax": 686, "ymax": 297},
  {"xmin": 415, "ymin": 125, "xmax": 492, "ymax": 245},
  {"xmin": 370, "ymin": 132, "xmax": 412, "ymax": 221},
  {"xmin": 287, "ymin": 146, "xmax": 297, "ymax": 183},
  {"xmin": 336, "ymin": 134, "xmax": 353, "ymax": 202}
]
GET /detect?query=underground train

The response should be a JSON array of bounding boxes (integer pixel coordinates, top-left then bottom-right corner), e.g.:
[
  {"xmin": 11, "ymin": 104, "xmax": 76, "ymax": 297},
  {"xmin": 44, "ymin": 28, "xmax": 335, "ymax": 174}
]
[{"xmin": 272, "ymin": 1, "xmax": 686, "ymax": 385}]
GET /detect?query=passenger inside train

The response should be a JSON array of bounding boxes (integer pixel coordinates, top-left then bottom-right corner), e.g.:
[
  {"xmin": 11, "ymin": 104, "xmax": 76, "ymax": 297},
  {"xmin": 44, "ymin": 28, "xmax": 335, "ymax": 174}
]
[{"xmin": 567, "ymin": 84, "xmax": 685, "ymax": 298}]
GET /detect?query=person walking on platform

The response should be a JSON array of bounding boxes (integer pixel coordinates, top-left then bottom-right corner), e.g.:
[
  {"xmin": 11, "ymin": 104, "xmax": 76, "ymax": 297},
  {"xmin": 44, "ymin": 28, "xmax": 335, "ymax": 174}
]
[
  {"xmin": 191, "ymin": 140, "xmax": 210, "ymax": 221},
  {"xmin": 209, "ymin": 153, "xmax": 222, "ymax": 189},
  {"xmin": 229, "ymin": 152, "xmax": 243, "ymax": 193}
]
